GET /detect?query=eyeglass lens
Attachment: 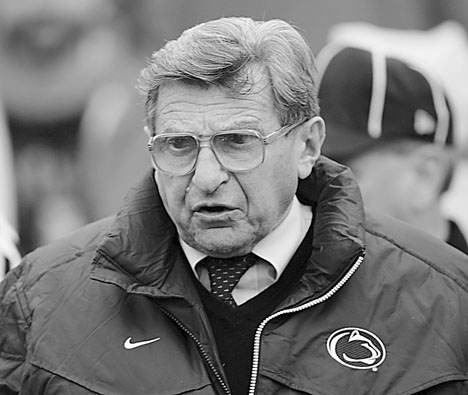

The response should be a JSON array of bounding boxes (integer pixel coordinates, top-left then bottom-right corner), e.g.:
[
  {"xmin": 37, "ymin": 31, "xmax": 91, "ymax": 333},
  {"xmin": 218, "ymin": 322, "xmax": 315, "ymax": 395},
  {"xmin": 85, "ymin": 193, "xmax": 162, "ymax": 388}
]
[{"xmin": 152, "ymin": 132, "xmax": 264, "ymax": 175}]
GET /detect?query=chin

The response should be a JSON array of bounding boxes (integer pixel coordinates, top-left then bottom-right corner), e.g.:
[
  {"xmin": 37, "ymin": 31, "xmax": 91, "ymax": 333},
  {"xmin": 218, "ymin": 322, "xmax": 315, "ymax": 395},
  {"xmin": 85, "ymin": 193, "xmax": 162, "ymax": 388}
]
[{"xmin": 191, "ymin": 230, "xmax": 256, "ymax": 257}]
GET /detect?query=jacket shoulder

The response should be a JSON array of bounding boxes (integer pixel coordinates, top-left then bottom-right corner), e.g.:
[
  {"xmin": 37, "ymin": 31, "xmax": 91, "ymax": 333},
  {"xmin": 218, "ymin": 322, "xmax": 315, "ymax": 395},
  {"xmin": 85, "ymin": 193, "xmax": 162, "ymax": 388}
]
[
  {"xmin": 364, "ymin": 210, "xmax": 468, "ymax": 291},
  {"xmin": 30, "ymin": 216, "xmax": 111, "ymax": 269},
  {"xmin": 2, "ymin": 217, "xmax": 113, "ymax": 299},
  {"xmin": 0, "ymin": 217, "xmax": 113, "ymax": 392}
]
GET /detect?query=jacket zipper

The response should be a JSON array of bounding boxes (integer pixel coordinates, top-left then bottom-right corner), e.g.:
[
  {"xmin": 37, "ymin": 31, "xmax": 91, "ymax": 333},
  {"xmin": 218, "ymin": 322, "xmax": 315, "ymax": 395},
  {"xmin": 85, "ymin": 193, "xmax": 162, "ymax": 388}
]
[
  {"xmin": 157, "ymin": 306, "xmax": 231, "ymax": 395},
  {"xmin": 248, "ymin": 254, "xmax": 365, "ymax": 395}
]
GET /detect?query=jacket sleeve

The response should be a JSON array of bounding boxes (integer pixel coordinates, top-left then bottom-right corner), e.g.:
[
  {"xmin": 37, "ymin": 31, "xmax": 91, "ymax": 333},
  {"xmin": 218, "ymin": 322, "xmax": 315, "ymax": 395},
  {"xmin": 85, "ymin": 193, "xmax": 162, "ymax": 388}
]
[{"xmin": 0, "ymin": 262, "xmax": 30, "ymax": 394}]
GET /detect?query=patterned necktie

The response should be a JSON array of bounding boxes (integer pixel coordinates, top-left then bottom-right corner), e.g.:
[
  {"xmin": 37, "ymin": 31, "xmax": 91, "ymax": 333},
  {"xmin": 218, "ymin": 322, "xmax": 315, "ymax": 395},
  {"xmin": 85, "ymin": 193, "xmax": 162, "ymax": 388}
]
[{"xmin": 201, "ymin": 253, "xmax": 257, "ymax": 307}]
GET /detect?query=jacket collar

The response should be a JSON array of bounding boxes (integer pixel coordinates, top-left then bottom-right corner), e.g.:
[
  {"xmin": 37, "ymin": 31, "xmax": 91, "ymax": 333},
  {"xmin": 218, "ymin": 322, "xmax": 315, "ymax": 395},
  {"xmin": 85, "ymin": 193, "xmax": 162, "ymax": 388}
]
[
  {"xmin": 91, "ymin": 156, "xmax": 365, "ymax": 301},
  {"xmin": 294, "ymin": 156, "xmax": 366, "ymax": 302}
]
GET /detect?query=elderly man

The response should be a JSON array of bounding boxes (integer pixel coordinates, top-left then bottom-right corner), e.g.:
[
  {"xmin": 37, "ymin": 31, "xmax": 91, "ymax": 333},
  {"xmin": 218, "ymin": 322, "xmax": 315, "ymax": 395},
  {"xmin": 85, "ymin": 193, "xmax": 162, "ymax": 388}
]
[{"xmin": 1, "ymin": 17, "xmax": 468, "ymax": 395}]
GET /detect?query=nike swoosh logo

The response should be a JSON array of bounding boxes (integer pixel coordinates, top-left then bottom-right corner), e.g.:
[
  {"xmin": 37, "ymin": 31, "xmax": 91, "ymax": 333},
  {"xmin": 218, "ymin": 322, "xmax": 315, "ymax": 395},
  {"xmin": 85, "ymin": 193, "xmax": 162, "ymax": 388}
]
[{"xmin": 124, "ymin": 336, "xmax": 160, "ymax": 350}]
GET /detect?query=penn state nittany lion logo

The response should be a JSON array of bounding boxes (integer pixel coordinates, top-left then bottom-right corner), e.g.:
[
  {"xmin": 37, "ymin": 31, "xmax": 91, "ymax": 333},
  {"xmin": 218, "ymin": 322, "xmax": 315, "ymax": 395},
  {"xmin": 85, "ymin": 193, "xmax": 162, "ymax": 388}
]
[{"xmin": 326, "ymin": 328, "xmax": 386, "ymax": 371}]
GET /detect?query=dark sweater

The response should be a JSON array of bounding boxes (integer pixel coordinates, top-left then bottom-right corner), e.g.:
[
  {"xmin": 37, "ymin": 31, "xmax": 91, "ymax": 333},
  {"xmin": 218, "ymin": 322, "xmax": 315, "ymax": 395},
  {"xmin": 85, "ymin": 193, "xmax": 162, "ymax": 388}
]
[{"xmin": 196, "ymin": 222, "xmax": 314, "ymax": 395}]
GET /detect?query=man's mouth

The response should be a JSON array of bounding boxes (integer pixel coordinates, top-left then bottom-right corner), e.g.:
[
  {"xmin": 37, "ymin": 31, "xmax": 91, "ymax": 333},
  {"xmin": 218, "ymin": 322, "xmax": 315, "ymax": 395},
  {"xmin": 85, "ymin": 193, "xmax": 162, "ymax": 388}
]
[
  {"xmin": 198, "ymin": 205, "xmax": 231, "ymax": 213},
  {"xmin": 192, "ymin": 203, "xmax": 241, "ymax": 222}
]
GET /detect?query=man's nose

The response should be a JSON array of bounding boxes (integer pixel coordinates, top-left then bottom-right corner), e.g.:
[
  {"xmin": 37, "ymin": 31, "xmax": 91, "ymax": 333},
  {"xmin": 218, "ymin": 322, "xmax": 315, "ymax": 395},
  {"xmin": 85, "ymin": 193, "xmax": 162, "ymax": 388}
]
[{"xmin": 190, "ymin": 145, "xmax": 229, "ymax": 193}]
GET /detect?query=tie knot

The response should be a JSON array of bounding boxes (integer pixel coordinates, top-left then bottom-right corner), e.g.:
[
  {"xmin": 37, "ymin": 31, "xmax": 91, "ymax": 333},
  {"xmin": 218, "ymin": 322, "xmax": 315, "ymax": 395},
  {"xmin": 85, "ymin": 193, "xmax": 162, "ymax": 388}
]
[{"xmin": 201, "ymin": 253, "xmax": 257, "ymax": 306}]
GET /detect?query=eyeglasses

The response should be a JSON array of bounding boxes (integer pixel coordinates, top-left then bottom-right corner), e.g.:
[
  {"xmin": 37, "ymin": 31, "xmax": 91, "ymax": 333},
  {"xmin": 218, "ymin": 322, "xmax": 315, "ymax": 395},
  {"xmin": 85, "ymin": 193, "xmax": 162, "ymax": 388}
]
[{"xmin": 147, "ymin": 120, "xmax": 305, "ymax": 176}]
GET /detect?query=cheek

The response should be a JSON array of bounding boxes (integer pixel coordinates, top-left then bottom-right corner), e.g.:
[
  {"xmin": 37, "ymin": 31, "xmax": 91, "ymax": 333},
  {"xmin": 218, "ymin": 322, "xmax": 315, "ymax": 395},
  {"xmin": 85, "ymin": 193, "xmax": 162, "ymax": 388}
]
[
  {"xmin": 250, "ymin": 147, "xmax": 299, "ymax": 214},
  {"xmin": 155, "ymin": 173, "xmax": 189, "ymax": 220}
]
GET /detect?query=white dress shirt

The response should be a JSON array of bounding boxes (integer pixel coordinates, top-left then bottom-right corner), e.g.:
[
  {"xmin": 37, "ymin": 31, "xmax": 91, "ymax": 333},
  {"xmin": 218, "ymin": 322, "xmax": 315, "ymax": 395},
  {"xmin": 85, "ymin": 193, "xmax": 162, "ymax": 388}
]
[{"xmin": 180, "ymin": 196, "xmax": 312, "ymax": 305}]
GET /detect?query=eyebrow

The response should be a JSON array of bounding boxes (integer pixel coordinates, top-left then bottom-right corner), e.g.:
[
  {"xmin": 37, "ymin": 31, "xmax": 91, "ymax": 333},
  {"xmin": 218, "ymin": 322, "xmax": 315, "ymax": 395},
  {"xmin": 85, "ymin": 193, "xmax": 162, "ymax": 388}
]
[
  {"xmin": 218, "ymin": 120, "xmax": 264, "ymax": 132},
  {"xmin": 156, "ymin": 124, "xmax": 193, "ymax": 135},
  {"xmin": 159, "ymin": 120, "xmax": 265, "ymax": 134}
]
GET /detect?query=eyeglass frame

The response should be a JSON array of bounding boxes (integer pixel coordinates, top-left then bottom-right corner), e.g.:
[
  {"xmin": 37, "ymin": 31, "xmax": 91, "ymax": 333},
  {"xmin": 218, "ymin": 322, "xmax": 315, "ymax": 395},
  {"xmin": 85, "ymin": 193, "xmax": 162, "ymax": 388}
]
[{"xmin": 147, "ymin": 119, "xmax": 307, "ymax": 176}]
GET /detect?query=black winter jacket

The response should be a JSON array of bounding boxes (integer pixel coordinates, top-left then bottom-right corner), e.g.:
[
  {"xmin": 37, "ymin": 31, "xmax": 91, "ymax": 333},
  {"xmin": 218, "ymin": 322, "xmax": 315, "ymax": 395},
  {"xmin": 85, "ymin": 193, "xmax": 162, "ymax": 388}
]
[{"xmin": 1, "ymin": 157, "xmax": 468, "ymax": 394}]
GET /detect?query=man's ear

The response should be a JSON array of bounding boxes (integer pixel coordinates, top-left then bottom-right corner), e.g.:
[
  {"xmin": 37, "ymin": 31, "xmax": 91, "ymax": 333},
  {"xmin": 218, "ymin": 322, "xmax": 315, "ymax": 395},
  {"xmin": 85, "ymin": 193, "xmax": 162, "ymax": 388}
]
[{"xmin": 297, "ymin": 116, "xmax": 325, "ymax": 179}]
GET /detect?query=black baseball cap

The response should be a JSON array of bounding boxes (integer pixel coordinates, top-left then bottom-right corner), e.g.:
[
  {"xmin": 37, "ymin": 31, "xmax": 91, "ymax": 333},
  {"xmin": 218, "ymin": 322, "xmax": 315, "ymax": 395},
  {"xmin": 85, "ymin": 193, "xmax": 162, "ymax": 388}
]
[{"xmin": 317, "ymin": 45, "xmax": 454, "ymax": 162}]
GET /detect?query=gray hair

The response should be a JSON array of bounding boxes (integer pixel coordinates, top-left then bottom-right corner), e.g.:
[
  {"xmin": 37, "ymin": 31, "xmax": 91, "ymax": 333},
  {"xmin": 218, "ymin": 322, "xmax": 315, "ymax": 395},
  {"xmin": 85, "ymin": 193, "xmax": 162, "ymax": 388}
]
[{"xmin": 137, "ymin": 17, "xmax": 320, "ymax": 132}]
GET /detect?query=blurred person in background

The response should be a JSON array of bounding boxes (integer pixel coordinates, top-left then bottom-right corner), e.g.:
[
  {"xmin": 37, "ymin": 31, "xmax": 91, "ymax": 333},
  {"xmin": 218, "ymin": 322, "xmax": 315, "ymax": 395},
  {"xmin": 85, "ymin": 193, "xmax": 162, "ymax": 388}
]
[
  {"xmin": 321, "ymin": 20, "xmax": 468, "ymax": 245},
  {"xmin": 0, "ymin": 0, "xmax": 153, "ymax": 256},
  {"xmin": 317, "ymin": 39, "xmax": 468, "ymax": 254}
]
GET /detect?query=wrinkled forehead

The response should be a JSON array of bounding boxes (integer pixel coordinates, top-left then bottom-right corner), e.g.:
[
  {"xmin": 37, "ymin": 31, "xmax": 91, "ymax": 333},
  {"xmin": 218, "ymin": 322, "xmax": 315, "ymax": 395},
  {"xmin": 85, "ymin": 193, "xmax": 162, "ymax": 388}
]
[{"xmin": 153, "ymin": 73, "xmax": 279, "ymax": 133}]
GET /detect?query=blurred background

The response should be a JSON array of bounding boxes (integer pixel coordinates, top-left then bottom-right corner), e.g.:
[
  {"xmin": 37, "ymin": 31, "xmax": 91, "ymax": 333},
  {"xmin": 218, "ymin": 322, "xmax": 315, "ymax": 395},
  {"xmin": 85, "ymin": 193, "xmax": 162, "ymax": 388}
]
[{"xmin": 1, "ymin": 0, "xmax": 468, "ymax": 260}]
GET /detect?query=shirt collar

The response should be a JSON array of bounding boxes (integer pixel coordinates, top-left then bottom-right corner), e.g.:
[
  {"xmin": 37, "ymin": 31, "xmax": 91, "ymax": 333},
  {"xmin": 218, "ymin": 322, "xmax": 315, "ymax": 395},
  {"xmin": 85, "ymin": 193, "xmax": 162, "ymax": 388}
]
[{"xmin": 180, "ymin": 196, "xmax": 312, "ymax": 279}]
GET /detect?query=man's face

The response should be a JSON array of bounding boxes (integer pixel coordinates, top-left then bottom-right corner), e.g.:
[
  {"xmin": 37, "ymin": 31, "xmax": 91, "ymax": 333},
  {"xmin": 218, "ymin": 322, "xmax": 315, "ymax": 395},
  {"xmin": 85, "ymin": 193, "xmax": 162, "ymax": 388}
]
[
  {"xmin": 152, "ymin": 74, "xmax": 311, "ymax": 258},
  {"xmin": 347, "ymin": 149, "xmax": 418, "ymax": 221}
]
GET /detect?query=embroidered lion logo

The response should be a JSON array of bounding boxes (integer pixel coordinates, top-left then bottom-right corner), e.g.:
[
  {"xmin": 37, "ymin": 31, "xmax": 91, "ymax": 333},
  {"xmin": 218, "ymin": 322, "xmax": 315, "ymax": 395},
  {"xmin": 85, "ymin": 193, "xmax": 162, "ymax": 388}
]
[{"xmin": 326, "ymin": 327, "xmax": 386, "ymax": 371}]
